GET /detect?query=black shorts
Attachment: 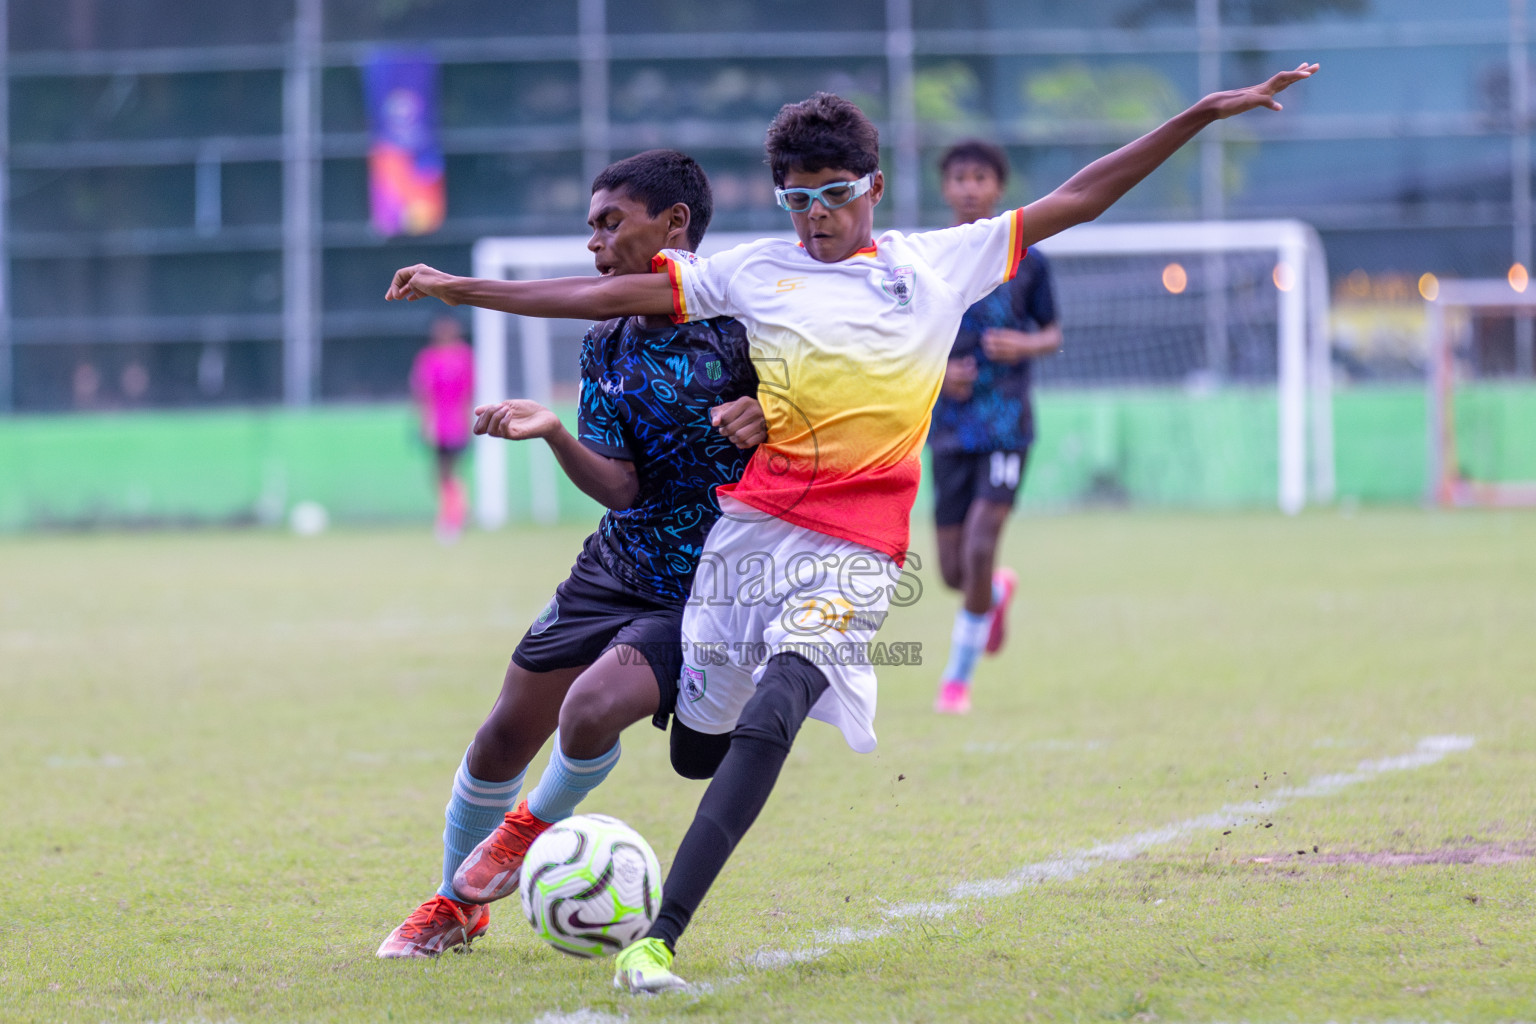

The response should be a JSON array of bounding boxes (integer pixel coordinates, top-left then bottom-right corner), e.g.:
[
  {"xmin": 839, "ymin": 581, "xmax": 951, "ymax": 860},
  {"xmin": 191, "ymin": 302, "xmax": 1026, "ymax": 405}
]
[
  {"xmin": 931, "ymin": 448, "xmax": 1030, "ymax": 527},
  {"xmin": 511, "ymin": 534, "xmax": 683, "ymax": 730}
]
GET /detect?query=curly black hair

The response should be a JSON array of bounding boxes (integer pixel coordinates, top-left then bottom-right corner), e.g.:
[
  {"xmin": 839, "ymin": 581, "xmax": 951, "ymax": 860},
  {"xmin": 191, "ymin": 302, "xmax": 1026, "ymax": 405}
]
[
  {"xmin": 591, "ymin": 149, "xmax": 713, "ymax": 250},
  {"xmin": 938, "ymin": 140, "xmax": 1009, "ymax": 186},
  {"xmin": 764, "ymin": 93, "xmax": 880, "ymax": 187}
]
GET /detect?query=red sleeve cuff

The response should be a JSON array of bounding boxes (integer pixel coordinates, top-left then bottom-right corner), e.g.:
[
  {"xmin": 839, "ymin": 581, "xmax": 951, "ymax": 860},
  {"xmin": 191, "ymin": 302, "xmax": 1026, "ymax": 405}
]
[
  {"xmin": 1003, "ymin": 208, "xmax": 1027, "ymax": 281},
  {"xmin": 650, "ymin": 252, "xmax": 689, "ymax": 324}
]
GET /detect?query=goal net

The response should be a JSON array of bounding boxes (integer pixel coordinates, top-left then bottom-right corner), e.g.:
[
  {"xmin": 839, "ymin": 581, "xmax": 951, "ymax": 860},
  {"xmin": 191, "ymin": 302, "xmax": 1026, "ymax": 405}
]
[
  {"xmin": 471, "ymin": 220, "xmax": 1331, "ymax": 527},
  {"xmin": 1426, "ymin": 278, "xmax": 1536, "ymax": 507}
]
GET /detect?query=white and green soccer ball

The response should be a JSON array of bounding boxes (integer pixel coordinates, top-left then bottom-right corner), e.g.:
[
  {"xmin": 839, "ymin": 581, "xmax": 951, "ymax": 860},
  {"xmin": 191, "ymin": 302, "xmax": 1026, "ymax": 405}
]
[{"xmin": 519, "ymin": 813, "xmax": 663, "ymax": 958}]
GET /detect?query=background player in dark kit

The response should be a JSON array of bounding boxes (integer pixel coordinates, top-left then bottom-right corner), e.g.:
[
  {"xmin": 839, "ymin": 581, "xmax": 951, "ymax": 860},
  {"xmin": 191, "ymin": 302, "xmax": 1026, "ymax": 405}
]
[
  {"xmin": 929, "ymin": 141, "xmax": 1061, "ymax": 715},
  {"xmin": 377, "ymin": 149, "xmax": 765, "ymax": 958}
]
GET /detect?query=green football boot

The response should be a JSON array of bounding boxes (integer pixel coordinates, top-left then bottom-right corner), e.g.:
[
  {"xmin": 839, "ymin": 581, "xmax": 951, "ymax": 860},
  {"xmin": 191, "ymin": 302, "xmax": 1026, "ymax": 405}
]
[{"xmin": 613, "ymin": 937, "xmax": 688, "ymax": 994}]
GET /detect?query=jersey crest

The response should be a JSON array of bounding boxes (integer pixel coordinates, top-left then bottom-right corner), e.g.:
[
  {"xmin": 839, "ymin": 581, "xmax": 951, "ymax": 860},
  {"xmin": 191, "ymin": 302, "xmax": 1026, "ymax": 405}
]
[
  {"xmin": 881, "ymin": 265, "xmax": 915, "ymax": 306},
  {"xmin": 681, "ymin": 664, "xmax": 707, "ymax": 702}
]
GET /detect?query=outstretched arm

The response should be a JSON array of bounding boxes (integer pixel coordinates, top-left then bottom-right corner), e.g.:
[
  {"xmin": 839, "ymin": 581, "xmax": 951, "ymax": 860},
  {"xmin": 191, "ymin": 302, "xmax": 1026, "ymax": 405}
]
[
  {"xmin": 473, "ymin": 400, "xmax": 639, "ymax": 510},
  {"xmin": 1017, "ymin": 63, "xmax": 1318, "ymax": 248},
  {"xmin": 387, "ymin": 265, "xmax": 676, "ymax": 320}
]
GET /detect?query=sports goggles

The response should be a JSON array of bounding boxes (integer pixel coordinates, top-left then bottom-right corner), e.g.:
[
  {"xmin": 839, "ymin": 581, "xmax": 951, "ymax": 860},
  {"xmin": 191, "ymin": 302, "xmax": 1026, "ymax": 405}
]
[{"xmin": 774, "ymin": 173, "xmax": 874, "ymax": 213}]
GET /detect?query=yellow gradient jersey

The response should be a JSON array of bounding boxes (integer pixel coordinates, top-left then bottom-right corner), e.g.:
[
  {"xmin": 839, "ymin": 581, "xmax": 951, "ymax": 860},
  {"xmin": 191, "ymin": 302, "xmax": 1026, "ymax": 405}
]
[{"xmin": 652, "ymin": 208, "xmax": 1027, "ymax": 562}]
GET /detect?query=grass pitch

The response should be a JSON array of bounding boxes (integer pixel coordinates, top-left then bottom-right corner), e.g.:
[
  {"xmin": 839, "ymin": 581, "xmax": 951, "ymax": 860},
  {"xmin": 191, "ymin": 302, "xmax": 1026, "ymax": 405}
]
[{"xmin": 2, "ymin": 509, "xmax": 1533, "ymax": 1023}]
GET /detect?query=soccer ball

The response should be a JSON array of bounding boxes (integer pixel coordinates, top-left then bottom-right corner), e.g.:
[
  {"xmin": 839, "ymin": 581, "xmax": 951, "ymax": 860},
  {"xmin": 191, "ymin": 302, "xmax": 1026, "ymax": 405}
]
[{"xmin": 519, "ymin": 813, "xmax": 663, "ymax": 958}]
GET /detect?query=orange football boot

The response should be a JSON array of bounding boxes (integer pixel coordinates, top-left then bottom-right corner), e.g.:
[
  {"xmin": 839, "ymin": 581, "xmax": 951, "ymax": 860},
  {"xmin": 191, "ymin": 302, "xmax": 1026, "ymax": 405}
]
[
  {"xmin": 451, "ymin": 799, "xmax": 553, "ymax": 904},
  {"xmin": 376, "ymin": 894, "xmax": 488, "ymax": 958}
]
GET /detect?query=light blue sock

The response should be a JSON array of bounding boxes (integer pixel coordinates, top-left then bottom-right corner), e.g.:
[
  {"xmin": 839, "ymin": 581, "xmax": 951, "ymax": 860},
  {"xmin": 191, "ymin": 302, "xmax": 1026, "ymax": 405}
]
[
  {"xmin": 438, "ymin": 747, "xmax": 524, "ymax": 900},
  {"xmin": 941, "ymin": 609, "xmax": 991, "ymax": 685},
  {"xmin": 525, "ymin": 732, "xmax": 622, "ymax": 824}
]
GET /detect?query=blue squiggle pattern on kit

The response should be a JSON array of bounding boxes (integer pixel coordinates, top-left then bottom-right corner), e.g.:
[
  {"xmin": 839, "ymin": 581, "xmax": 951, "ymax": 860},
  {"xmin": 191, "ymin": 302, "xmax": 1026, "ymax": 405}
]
[{"xmin": 577, "ymin": 315, "xmax": 757, "ymax": 603}]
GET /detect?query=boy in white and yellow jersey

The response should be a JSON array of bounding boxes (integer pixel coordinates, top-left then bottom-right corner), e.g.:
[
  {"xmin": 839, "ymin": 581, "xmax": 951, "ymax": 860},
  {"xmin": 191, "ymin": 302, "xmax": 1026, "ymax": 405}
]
[{"xmin": 386, "ymin": 62, "xmax": 1318, "ymax": 993}]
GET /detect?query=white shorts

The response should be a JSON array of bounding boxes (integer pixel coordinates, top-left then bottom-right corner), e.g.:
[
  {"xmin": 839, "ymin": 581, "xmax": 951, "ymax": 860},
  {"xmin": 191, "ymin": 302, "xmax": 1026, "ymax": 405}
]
[{"xmin": 673, "ymin": 496, "xmax": 906, "ymax": 753}]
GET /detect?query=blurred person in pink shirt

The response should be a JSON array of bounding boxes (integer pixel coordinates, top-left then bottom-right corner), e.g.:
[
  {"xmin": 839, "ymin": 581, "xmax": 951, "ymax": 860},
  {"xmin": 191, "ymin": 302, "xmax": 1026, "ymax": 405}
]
[{"xmin": 410, "ymin": 315, "xmax": 475, "ymax": 540}]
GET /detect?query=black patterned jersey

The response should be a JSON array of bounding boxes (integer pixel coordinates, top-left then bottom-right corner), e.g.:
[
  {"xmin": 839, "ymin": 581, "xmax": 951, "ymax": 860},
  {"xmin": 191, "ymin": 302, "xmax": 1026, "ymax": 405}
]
[
  {"xmin": 928, "ymin": 248, "xmax": 1058, "ymax": 454},
  {"xmin": 577, "ymin": 314, "xmax": 758, "ymax": 604}
]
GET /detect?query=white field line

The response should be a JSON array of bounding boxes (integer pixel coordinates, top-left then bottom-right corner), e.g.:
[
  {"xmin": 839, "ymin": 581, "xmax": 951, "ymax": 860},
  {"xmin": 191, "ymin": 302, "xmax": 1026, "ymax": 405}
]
[
  {"xmin": 523, "ymin": 735, "xmax": 1475, "ymax": 1020},
  {"xmin": 742, "ymin": 735, "xmax": 1475, "ymax": 968}
]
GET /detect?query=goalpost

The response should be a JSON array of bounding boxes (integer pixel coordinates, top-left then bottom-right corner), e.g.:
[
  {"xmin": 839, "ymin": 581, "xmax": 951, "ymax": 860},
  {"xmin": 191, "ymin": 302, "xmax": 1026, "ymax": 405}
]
[
  {"xmin": 472, "ymin": 219, "xmax": 1331, "ymax": 528},
  {"xmin": 1425, "ymin": 278, "xmax": 1536, "ymax": 507},
  {"xmin": 469, "ymin": 232, "xmax": 784, "ymax": 528},
  {"xmin": 1034, "ymin": 219, "xmax": 1332, "ymax": 515}
]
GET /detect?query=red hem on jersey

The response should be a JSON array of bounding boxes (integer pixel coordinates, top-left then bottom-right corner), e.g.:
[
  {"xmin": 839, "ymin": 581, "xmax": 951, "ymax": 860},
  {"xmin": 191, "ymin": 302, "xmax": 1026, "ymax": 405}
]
[
  {"xmin": 717, "ymin": 453, "xmax": 920, "ymax": 567},
  {"xmin": 1003, "ymin": 209, "xmax": 1027, "ymax": 281},
  {"xmin": 650, "ymin": 252, "xmax": 689, "ymax": 323}
]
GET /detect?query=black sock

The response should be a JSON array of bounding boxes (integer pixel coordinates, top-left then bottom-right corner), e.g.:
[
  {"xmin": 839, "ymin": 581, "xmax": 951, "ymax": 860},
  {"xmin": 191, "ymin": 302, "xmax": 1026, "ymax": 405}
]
[{"xmin": 646, "ymin": 653, "xmax": 829, "ymax": 951}]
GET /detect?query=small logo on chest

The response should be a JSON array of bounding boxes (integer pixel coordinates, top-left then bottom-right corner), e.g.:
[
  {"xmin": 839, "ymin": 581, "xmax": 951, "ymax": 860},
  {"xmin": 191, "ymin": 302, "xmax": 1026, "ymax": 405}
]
[
  {"xmin": 882, "ymin": 265, "xmax": 916, "ymax": 306},
  {"xmin": 693, "ymin": 353, "xmax": 728, "ymax": 392}
]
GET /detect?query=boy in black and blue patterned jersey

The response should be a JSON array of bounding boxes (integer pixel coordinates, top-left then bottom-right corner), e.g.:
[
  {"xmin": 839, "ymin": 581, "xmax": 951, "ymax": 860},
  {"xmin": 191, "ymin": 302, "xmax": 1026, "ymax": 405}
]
[
  {"xmin": 574, "ymin": 309, "xmax": 756, "ymax": 605},
  {"xmin": 928, "ymin": 141, "xmax": 1062, "ymax": 716},
  {"xmin": 378, "ymin": 150, "xmax": 765, "ymax": 959}
]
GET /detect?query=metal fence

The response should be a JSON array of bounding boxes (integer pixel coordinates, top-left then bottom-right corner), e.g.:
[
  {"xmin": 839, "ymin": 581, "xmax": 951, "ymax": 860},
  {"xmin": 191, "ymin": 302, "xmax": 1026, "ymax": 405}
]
[{"xmin": 1, "ymin": 0, "xmax": 1532, "ymax": 411}]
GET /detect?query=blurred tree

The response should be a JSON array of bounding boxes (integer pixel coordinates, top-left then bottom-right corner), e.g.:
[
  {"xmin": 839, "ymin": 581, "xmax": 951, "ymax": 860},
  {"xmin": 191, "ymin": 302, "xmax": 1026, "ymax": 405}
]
[
  {"xmin": 914, "ymin": 63, "xmax": 984, "ymax": 125},
  {"xmin": 1021, "ymin": 63, "xmax": 1197, "ymax": 208},
  {"xmin": 1021, "ymin": 62, "xmax": 1266, "ymax": 209},
  {"xmin": 1023, "ymin": 63, "xmax": 1183, "ymax": 128}
]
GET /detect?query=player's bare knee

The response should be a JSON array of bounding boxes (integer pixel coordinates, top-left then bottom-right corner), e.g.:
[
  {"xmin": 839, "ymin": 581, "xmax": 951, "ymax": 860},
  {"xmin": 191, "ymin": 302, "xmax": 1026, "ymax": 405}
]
[
  {"xmin": 471, "ymin": 716, "xmax": 520, "ymax": 763},
  {"xmin": 558, "ymin": 693, "xmax": 620, "ymax": 755}
]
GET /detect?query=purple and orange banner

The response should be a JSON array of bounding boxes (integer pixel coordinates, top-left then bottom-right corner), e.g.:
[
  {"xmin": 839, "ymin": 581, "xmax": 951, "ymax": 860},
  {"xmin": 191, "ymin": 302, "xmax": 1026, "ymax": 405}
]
[{"xmin": 363, "ymin": 50, "xmax": 445, "ymax": 237}]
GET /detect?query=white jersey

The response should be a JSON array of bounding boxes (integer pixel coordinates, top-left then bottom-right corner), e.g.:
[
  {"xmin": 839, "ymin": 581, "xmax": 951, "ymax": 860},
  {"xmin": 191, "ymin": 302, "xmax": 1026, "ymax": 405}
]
[{"xmin": 652, "ymin": 208, "xmax": 1027, "ymax": 562}]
